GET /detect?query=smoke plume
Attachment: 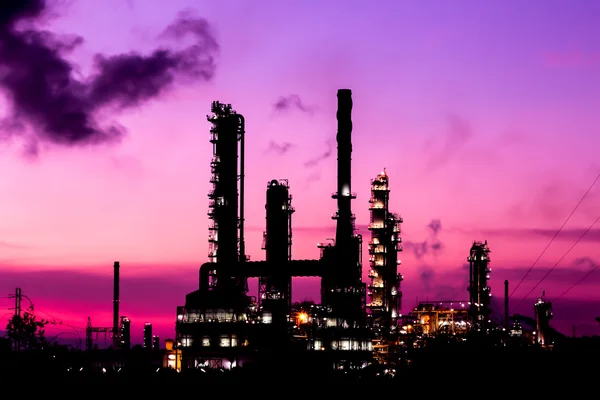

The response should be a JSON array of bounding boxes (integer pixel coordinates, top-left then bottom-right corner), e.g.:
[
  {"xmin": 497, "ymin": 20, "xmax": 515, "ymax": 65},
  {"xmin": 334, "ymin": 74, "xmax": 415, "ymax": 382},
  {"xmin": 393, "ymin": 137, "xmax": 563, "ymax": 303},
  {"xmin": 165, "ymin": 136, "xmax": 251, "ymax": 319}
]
[
  {"xmin": 404, "ymin": 219, "xmax": 444, "ymax": 260},
  {"xmin": 273, "ymin": 94, "xmax": 314, "ymax": 114},
  {"xmin": 304, "ymin": 138, "xmax": 334, "ymax": 167},
  {"xmin": 419, "ymin": 264, "xmax": 435, "ymax": 292},
  {"xmin": 402, "ymin": 219, "xmax": 445, "ymax": 295},
  {"xmin": 572, "ymin": 257, "xmax": 598, "ymax": 270},
  {"xmin": 0, "ymin": 0, "xmax": 219, "ymax": 147},
  {"xmin": 266, "ymin": 140, "xmax": 293, "ymax": 155}
]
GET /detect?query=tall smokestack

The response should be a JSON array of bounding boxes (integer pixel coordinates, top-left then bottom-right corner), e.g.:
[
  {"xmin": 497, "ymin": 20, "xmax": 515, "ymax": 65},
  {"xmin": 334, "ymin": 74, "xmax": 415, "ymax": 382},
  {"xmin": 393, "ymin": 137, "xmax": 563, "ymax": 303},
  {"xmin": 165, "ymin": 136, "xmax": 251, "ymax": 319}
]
[
  {"xmin": 334, "ymin": 89, "xmax": 355, "ymax": 245},
  {"xmin": 113, "ymin": 261, "xmax": 120, "ymax": 348},
  {"xmin": 504, "ymin": 279, "xmax": 509, "ymax": 329},
  {"xmin": 321, "ymin": 88, "xmax": 364, "ymax": 327}
]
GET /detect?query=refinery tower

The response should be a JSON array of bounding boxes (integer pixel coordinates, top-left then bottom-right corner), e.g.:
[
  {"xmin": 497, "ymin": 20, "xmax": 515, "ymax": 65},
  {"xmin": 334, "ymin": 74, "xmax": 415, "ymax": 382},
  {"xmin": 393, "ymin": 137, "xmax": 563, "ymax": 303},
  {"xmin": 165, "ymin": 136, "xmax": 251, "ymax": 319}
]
[{"xmin": 367, "ymin": 169, "xmax": 403, "ymax": 335}]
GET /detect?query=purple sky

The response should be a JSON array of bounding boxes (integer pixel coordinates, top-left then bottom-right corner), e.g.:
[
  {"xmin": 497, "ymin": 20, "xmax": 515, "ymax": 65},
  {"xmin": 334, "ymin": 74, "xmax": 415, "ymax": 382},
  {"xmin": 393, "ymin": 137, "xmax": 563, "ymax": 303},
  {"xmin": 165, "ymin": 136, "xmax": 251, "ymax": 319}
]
[{"xmin": 1, "ymin": 0, "xmax": 599, "ymax": 344}]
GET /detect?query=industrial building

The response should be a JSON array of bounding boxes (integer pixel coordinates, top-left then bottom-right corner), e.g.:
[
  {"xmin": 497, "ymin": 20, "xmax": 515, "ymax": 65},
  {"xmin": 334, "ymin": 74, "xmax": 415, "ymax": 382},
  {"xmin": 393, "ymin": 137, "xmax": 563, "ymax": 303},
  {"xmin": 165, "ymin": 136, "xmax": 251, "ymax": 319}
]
[
  {"xmin": 175, "ymin": 90, "xmax": 371, "ymax": 370},
  {"xmin": 467, "ymin": 240, "xmax": 492, "ymax": 332},
  {"xmin": 534, "ymin": 293, "xmax": 554, "ymax": 347},
  {"xmin": 169, "ymin": 89, "xmax": 563, "ymax": 372},
  {"xmin": 1, "ymin": 87, "xmax": 573, "ymax": 379},
  {"xmin": 366, "ymin": 169, "xmax": 404, "ymax": 363},
  {"xmin": 143, "ymin": 323, "xmax": 153, "ymax": 349}
]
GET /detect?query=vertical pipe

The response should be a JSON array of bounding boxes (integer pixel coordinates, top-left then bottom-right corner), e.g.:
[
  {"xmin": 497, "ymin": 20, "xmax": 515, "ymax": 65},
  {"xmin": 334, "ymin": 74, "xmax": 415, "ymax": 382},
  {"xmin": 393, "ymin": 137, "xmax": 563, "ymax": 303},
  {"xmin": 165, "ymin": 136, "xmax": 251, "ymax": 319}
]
[
  {"xmin": 504, "ymin": 279, "xmax": 509, "ymax": 329},
  {"xmin": 238, "ymin": 115, "xmax": 246, "ymax": 263},
  {"xmin": 113, "ymin": 261, "xmax": 120, "ymax": 348},
  {"xmin": 14, "ymin": 287, "xmax": 21, "ymax": 351},
  {"xmin": 335, "ymin": 89, "xmax": 354, "ymax": 246},
  {"xmin": 468, "ymin": 250, "xmax": 474, "ymax": 326}
]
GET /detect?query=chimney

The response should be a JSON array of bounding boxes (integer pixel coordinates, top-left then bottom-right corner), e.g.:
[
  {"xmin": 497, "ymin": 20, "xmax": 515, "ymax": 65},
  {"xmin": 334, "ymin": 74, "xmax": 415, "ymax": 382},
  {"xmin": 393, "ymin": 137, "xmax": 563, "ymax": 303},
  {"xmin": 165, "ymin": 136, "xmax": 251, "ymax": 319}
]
[
  {"xmin": 334, "ymin": 89, "xmax": 354, "ymax": 245},
  {"xmin": 504, "ymin": 279, "xmax": 509, "ymax": 329},
  {"xmin": 113, "ymin": 261, "xmax": 120, "ymax": 348}
]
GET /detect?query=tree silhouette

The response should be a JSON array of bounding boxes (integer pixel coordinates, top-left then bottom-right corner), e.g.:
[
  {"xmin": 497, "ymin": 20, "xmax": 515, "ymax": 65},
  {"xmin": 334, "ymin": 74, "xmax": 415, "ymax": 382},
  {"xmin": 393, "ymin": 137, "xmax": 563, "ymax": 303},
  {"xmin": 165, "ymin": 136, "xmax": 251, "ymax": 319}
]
[{"xmin": 5, "ymin": 306, "xmax": 49, "ymax": 351}]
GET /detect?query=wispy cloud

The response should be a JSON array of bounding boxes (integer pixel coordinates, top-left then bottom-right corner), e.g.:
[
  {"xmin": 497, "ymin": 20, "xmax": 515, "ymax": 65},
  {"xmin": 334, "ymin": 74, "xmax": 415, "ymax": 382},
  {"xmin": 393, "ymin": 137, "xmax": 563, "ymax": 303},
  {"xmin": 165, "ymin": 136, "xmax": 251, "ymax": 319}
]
[
  {"xmin": 273, "ymin": 94, "xmax": 315, "ymax": 114},
  {"xmin": 404, "ymin": 219, "xmax": 444, "ymax": 260},
  {"xmin": 304, "ymin": 138, "xmax": 334, "ymax": 167},
  {"xmin": 265, "ymin": 140, "xmax": 294, "ymax": 155}
]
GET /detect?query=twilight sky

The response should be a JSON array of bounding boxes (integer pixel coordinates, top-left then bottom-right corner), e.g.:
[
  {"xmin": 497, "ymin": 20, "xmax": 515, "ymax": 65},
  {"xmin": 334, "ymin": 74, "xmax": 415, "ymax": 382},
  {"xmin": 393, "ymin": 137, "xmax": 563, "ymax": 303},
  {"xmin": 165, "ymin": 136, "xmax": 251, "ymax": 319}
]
[{"xmin": 1, "ymin": 0, "xmax": 600, "ymax": 345}]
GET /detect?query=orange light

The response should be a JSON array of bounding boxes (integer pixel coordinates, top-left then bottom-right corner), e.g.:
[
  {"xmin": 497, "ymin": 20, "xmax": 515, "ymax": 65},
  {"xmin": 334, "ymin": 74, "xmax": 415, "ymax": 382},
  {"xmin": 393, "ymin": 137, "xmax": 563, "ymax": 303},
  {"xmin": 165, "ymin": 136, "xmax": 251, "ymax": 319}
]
[{"xmin": 297, "ymin": 312, "xmax": 308, "ymax": 324}]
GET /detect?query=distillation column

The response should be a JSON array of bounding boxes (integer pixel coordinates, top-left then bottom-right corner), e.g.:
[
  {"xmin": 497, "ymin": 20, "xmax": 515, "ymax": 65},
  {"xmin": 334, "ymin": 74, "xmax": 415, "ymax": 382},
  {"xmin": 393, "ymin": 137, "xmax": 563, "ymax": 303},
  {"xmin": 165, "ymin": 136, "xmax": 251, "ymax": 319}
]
[
  {"xmin": 367, "ymin": 170, "xmax": 403, "ymax": 334},
  {"xmin": 260, "ymin": 179, "xmax": 295, "ymax": 326},
  {"xmin": 207, "ymin": 101, "xmax": 247, "ymax": 294},
  {"xmin": 321, "ymin": 89, "xmax": 365, "ymax": 328},
  {"xmin": 467, "ymin": 240, "xmax": 492, "ymax": 332}
]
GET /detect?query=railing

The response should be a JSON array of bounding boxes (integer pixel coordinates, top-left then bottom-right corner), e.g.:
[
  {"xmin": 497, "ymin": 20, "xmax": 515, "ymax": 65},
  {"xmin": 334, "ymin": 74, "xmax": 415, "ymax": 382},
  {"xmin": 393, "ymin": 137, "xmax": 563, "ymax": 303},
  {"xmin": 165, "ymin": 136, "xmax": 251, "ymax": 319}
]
[
  {"xmin": 370, "ymin": 184, "xmax": 389, "ymax": 191},
  {"xmin": 331, "ymin": 192, "xmax": 357, "ymax": 198}
]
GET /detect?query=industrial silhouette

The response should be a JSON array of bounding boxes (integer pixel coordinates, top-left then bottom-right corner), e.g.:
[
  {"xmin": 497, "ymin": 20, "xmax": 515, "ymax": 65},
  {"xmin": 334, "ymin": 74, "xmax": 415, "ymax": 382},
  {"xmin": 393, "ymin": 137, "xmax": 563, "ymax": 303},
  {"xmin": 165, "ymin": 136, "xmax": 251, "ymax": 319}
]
[
  {"xmin": 2, "ymin": 89, "xmax": 599, "ymax": 382},
  {"xmin": 166, "ymin": 89, "xmax": 582, "ymax": 369}
]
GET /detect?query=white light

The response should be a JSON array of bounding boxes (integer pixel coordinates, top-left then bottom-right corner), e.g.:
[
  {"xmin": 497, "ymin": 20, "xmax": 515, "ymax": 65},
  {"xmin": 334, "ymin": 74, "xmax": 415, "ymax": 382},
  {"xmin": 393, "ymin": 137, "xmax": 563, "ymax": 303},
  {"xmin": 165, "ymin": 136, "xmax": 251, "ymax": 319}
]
[{"xmin": 342, "ymin": 184, "xmax": 350, "ymax": 197}]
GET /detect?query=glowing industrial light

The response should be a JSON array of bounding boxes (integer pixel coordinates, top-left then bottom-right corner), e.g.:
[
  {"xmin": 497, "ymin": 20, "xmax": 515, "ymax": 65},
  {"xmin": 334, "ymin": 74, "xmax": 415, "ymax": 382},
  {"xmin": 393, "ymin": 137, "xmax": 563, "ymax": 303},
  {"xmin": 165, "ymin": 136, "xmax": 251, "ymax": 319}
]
[
  {"xmin": 342, "ymin": 184, "xmax": 350, "ymax": 197},
  {"xmin": 297, "ymin": 312, "xmax": 308, "ymax": 324}
]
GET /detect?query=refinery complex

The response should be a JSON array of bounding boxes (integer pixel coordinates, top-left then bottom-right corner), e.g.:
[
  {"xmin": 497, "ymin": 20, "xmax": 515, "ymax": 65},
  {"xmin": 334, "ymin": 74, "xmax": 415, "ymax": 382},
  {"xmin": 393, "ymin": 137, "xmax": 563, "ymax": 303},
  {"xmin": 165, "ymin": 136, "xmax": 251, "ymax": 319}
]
[
  {"xmin": 4, "ymin": 89, "xmax": 587, "ymax": 381},
  {"xmin": 166, "ymin": 89, "xmax": 563, "ymax": 370}
]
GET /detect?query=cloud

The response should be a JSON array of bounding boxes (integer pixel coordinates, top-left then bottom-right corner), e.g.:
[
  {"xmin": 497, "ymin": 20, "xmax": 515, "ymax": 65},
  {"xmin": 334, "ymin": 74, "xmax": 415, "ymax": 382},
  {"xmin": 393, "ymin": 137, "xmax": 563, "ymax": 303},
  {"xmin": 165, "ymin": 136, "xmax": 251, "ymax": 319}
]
[
  {"xmin": 273, "ymin": 94, "xmax": 315, "ymax": 114},
  {"xmin": 0, "ymin": 2, "xmax": 218, "ymax": 151},
  {"xmin": 403, "ymin": 219, "xmax": 444, "ymax": 260},
  {"xmin": 304, "ymin": 138, "xmax": 334, "ymax": 167},
  {"xmin": 419, "ymin": 264, "xmax": 435, "ymax": 292},
  {"xmin": 265, "ymin": 140, "xmax": 294, "ymax": 155},
  {"xmin": 401, "ymin": 219, "xmax": 445, "ymax": 297}
]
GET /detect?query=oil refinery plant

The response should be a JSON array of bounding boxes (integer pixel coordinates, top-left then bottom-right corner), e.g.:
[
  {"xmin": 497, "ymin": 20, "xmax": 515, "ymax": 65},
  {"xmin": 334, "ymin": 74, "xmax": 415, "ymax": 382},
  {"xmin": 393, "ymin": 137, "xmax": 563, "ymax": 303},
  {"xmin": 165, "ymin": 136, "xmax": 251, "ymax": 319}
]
[
  {"xmin": 1, "ymin": 89, "xmax": 574, "ymax": 381},
  {"xmin": 171, "ymin": 89, "xmax": 563, "ymax": 371}
]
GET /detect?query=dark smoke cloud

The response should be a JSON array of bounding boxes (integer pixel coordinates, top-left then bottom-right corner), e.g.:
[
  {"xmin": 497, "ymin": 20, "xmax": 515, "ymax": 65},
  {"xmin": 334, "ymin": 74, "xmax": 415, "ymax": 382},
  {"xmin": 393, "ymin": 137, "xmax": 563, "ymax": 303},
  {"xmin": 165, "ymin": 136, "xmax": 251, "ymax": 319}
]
[
  {"xmin": 265, "ymin": 140, "xmax": 293, "ymax": 155},
  {"xmin": 273, "ymin": 94, "xmax": 314, "ymax": 114},
  {"xmin": 0, "ymin": 1, "xmax": 218, "ymax": 148},
  {"xmin": 403, "ymin": 219, "xmax": 445, "ymax": 295},
  {"xmin": 404, "ymin": 219, "xmax": 444, "ymax": 260},
  {"xmin": 572, "ymin": 257, "xmax": 598, "ymax": 270},
  {"xmin": 304, "ymin": 138, "xmax": 334, "ymax": 167},
  {"xmin": 419, "ymin": 264, "xmax": 435, "ymax": 292}
]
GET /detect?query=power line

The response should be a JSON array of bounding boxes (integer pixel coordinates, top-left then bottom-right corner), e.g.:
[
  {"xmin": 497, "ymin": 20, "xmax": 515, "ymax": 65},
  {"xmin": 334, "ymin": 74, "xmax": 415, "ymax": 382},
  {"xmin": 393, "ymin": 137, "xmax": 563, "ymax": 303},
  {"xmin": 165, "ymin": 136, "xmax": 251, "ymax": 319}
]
[
  {"xmin": 37, "ymin": 309, "xmax": 85, "ymax": 331},
  {"xmin": 509, "ymin": 171, "xmax": 600, "ymax": 298},
  {"xmin": 513, "ymin": 214, "xmax": 600, "ymax": 311},
  {"xmin": 552, "ymin": 262, "xmax": 600, "ymax": 303}
]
